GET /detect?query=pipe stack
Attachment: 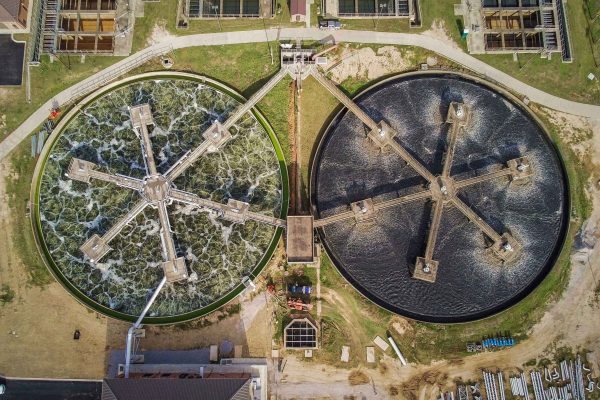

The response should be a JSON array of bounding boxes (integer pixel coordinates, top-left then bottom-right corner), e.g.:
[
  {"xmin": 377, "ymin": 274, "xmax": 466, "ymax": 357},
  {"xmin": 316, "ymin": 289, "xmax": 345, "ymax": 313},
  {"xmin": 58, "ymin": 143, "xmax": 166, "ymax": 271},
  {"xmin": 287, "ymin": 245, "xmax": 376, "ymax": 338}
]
[{"xmin": 483, "ymin": 371, "xmax": 499, "ymax": 400}]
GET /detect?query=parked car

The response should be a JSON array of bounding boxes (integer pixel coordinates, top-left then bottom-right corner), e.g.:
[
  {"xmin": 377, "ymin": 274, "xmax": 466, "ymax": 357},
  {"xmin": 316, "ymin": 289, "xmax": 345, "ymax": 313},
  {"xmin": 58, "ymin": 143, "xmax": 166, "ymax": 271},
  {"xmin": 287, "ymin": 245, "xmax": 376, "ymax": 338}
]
[{"xmin": 319, "ymin": 19, "xmax": 341, "ymax": 30}]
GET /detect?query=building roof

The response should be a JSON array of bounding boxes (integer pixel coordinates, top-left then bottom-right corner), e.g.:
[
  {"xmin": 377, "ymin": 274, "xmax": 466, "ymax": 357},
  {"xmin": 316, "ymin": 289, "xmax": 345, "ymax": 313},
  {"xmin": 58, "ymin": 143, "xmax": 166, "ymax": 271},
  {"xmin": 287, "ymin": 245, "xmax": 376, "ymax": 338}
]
[
  {"xmin": 101, "ymin": 378, "xmax": 251, "ymax": 400},
  {"xmin": 286, "ymin": 216, "xmax": 314, "ymax": 263},
  {"xmin": 0, "ymin": 0, "xmax": 19, "ymax": 21},
  {"xmin": 290, "ymin": 0, "xmax": 306, "ymax": 16}
]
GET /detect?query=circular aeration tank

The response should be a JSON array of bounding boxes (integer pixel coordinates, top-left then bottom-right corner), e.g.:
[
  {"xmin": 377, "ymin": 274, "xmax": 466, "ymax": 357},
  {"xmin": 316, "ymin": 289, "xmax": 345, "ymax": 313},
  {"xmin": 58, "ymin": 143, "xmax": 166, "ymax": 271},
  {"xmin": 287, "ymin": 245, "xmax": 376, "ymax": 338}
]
[
  {"xmin": 311, "ymin": 72, "xmax": 569, "ymax": 323},
  {"xmin": 31, "ymin": 72, "xmax": 288, "ymax": 323}
]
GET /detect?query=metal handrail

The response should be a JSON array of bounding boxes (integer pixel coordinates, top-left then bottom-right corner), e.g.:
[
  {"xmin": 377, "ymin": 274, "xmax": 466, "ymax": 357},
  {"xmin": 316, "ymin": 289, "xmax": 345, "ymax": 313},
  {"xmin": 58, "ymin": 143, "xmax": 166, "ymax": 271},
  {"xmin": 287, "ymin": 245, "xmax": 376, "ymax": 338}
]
[{"xmin": 66, "ymin": 44, "xmax": 172, "ymax": 104}]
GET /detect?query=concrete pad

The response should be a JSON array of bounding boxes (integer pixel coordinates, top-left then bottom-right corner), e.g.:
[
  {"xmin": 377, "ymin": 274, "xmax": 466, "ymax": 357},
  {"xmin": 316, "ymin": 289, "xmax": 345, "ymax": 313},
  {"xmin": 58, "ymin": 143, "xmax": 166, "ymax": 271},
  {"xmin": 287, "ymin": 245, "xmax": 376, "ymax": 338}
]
[
  {"xmin": 374, "ymin": 336, "xmax": 389, "ymax": 351},
  {"xmin": 304, "ymin": 349, "xmax": 313, "ymax": 358},
  {"xmin": 341, "ymin": 346, "xmax": 350, "ymax": 362},
  {"xmin": 209, "ymin": 345, "xmax": 218, "ymax": 362},
  {"xmin": 366, "ymin": 346, "xmax": 375, "ymax": 363}
]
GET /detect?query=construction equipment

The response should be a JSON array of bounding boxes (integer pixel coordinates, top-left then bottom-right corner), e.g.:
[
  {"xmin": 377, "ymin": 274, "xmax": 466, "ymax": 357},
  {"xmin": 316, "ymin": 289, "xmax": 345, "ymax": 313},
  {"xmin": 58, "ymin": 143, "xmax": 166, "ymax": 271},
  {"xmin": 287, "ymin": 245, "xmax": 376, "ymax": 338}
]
[{"xmin": 287, "ymin": 298, "xmax": 313, "ymax": 311}]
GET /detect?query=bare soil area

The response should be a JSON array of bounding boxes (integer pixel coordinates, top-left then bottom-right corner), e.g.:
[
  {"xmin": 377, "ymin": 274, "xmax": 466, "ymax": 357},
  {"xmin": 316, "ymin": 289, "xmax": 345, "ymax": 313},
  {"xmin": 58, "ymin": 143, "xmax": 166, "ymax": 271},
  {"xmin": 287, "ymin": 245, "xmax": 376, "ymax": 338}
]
[
  {"xmin": 327, "ymin": 45, "xmax": 414, "ymax": 84},
  {"xmin": 0, "ymin": 158, "xmax": 109, "ymax": 379}
]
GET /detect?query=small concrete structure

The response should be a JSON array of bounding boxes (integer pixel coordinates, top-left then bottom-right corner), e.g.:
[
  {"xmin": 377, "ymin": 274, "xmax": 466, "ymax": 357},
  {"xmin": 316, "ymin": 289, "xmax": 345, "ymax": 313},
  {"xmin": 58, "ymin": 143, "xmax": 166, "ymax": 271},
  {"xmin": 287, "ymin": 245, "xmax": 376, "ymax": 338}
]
[
  {"xmin": 340, "ymin": 346, "xmax": 350, "ymax": 362},
  {"xmin": 80, "ymin": 234, "xmax": 112, "ymax": 263},
  {"xmin": 210, "ymin": 345, "xmax": 218, "ymax": 362},
  {"xmin": 129, "ymin": 104, "xmax": 154, "ymax": 130},
  {"xmin": 373, "ymin": 336, "xmax": 389, "ymax": 351},
  {"xmin": 412, "ymin": 257, "xmax": 439, "ymax": 283},
  {"xmin": 234, "ymin": 345, "xmax": 243, "ymax": 358},
  {"xmin": 203, "ymin": 121, "xmax": 233, "ymax": 152},
  {"xmin": 367, "ymin": 121, "xmax": 397, "ymax": 149},
  {"xmin": 162, "ymin": 257, "xmax": 188, "ymax": 283},
  {"xmin": 66, "ymin": 158, "xmax": 97, "ymax": 183},
  {"xmin": 286, "ymin": 216, "xmax": 316, "ymax": 264},
  {"xmin": 351, "ymin": 198, "xmax": 376, "ymax": 222},
  {"xmin": 143, "ymin": 175, "xmax": 171, "ymax": 203},
  {"xmin": 366, "ymin": 346, "xmax": 375, "ymax": 363},
  {"xmin": 491, "ymin": 233, "xmax": 522, "ymax": 262},
  {"xmin": 222, "ymin": 199, "xmax": 250, "ymax": 224},
  {"xmin": 508, "ymin": 156, "xmax": 533, "ymax": 181}
]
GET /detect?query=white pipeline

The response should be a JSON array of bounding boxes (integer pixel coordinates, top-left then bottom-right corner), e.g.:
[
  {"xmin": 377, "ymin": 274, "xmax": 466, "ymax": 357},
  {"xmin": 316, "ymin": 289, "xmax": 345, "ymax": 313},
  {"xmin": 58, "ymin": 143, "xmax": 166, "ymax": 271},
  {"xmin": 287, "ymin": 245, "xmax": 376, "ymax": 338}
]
[
  {"xmin": 387, "ymin": 336, "xmax": 407, "ymax": 366},
  {"xmin": 124, "ymin": 276, "xmax": 167, "ymax": 378}
]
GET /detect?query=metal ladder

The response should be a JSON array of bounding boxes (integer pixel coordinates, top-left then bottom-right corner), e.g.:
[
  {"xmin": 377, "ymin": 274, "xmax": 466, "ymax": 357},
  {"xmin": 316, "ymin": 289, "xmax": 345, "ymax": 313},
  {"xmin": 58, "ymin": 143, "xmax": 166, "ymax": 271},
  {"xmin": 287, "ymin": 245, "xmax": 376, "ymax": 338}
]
[{"xmin": 42, "ymin": 0, "xmax": 60, "ymax": 53}]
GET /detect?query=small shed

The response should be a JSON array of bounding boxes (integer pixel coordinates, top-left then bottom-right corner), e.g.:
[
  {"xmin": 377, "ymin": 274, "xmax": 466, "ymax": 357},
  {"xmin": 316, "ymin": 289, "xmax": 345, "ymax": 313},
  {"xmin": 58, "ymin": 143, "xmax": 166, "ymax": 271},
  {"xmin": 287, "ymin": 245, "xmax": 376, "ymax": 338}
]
[
  {"xmin": 290, "ymin": 0, "xmax": 306, "ymax": 22},
  {"xmin": 284, "ymin": 316, "xmax": 318, "ymax": 349}
]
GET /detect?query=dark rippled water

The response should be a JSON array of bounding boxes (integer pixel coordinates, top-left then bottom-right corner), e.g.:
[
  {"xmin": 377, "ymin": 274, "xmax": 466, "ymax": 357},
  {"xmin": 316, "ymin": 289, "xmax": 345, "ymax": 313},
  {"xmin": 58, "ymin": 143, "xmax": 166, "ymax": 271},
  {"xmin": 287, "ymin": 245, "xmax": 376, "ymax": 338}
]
[{"xmin": 312, "ymin": 74, "xmax": 568, "ymax": 322}]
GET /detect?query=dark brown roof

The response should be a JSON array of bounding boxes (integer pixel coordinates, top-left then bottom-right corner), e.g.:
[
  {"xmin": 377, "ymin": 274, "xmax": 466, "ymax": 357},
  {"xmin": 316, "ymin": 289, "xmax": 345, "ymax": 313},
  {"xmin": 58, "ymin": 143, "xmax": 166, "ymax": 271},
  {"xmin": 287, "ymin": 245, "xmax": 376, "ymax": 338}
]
[
  {"xmin": 101, "ymin": 378, "xmax": 250, "ymax": 400},
  {"xmin": 290, "ymin": 0, "xmax": 305, "ymax": 16}
]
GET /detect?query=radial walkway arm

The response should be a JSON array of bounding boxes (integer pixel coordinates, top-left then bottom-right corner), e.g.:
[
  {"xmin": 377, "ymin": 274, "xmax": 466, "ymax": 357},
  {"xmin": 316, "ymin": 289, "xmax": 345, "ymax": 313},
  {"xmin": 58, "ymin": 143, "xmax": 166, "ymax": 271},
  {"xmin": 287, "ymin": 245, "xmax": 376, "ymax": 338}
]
[
  {"xmin": 67, "ymin": 158, "xmax": 145, "ymax": 192},
  {"xmin": 222, "ymin": 68, "xmax": 288, "ymax": 131},
  {"xmin": 451, "ymin": 197, "xmax": 502, "ymax": 243},
  {"xmin": 441, "ymin": 121, "xmax": 460, "ymax": 178},
  {"xmin": 170, "ymin": 189, "xmax": 286, "ymax": 227},
  {"xmin": 386, "ymin": 140, "xmax": 436, "ymax": 182},
  {"xmin": 88, "ymin": 169, "xmax": 144, "ymax": 191},
  {"xmin": 157, "ymin": 201, "xmax": 177, "ymax": 261},
  {"xmin": 454, "ymin": 168, "xmax": 513, "ymax": 189},
  {"xmin": 165, "ymin": 69, "xmax": 286, "ymax": 182},
  {"xmin": 102, "ymin": 200, "xmax": 149, "ymax": 243},
  {"xmin": 130, "ymin": 105, "xmax": 159, "ymax": 176},
  {"xmin": 310, "ymin": 69, "xmax": 379, "ymax": 131},
  {"xmin": 313, "ymin": 189, "xmax": 431, "ymax": 228},
  {"xmin": 423, "ymin": 200, "xmax": 444, "ymax": 260},
  {"xmin": 166, "ymin": 141, "xmax": 212, "ymax": 181}
]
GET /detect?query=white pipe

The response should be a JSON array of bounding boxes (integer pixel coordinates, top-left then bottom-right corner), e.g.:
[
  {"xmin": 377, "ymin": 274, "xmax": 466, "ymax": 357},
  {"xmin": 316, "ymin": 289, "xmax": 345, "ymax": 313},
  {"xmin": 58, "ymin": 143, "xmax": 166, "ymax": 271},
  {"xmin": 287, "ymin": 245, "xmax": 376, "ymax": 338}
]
[
  {"xmin": 387, "ymin": 336, "xmax": 407, "ymax": 366},
  {"xmin": 124, "ymin": 276, "xmax": 167, "ymax": 378}
]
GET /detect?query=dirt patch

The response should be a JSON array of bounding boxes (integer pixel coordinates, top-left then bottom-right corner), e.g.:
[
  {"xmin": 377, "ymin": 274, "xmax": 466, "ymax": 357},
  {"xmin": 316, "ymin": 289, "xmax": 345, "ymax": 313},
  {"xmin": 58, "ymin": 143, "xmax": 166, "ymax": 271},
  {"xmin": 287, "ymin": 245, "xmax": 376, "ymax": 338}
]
[
  {"xmin": 348, "ymin": 369, "xmax": 370, "ymax": 385},
  {"xmin": 0, "ymin": 158, "xmax": 109, "ymax": 379},
  {"xmin": 538, "ymin": 107, "xmax": 594, "ymax": 160},
  {"xmin": 391, "ymin": 317, "xmax": 413, "ymax": 336},
  {"xmin": 422, "ymin": 19, "xmax": 460, "ymax": 50},
  {"xmin": 327, "ymin": 45, "xmax": 413, "ymax": 84},
  {"xmin": 146, "ymin": 22, "xmax": 176, "ymax": 47}
]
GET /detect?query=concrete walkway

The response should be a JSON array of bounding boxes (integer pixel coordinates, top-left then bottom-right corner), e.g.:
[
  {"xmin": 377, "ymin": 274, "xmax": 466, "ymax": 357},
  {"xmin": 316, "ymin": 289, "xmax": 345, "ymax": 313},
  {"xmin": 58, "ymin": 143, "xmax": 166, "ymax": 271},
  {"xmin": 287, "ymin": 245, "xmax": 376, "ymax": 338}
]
[{"xmin": 2, "ymin": 27, "xmax": 598, "ymax": 161}]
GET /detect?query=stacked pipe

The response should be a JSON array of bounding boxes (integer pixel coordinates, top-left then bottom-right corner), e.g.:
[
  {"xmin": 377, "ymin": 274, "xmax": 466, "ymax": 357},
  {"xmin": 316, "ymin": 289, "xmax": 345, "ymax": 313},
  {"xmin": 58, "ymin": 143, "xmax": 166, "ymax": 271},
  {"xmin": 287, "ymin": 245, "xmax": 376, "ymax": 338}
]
[
  {"xmin": 498, "ymin": 372, "xmax": 506, "ymax": 400},
  {"xmin": 483, "ymin": 371, "xmax": 499, "ymax": 400},
  {"xmin": 522, "ymin": 372, "xmax": 531, "ymax": 400},
  {"xmin": 576, "ymin": 355, "xmax": 586, "ymax": 400},
  {"xmin": 530, "ymin": 370, "xmax": 545, "ymax": 400},
  {"xmin": 510, "ymin": 374, "xmax": 530, "ymax": 398}
]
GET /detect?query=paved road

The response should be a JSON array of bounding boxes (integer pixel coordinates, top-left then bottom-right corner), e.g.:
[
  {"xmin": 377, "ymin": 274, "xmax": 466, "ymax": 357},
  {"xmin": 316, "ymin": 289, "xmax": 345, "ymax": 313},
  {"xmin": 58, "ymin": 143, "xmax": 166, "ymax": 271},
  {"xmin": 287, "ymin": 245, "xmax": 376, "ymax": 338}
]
[
  {"xmin": 0, "ymin": 376, "xmax": 101, "ymax": 399},
  {"xmin": 2, "ymin": 27, "xmax": 598, "ymax": 161}
]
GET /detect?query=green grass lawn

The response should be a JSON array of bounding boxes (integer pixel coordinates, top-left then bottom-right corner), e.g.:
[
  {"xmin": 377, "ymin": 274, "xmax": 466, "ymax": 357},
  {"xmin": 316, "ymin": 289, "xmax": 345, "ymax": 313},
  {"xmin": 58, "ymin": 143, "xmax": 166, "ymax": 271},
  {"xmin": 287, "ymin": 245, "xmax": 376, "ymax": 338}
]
[
  {"xmin": 132, "ymin": 0, "xmax": 302, "ymax": 51},
  {"xmin": 5, "ymin": 140, "xmax": 52, "ymax": 287},
  {"xmin": 0, "ymin": 55, "xmax": 124, "ymax": 140}
]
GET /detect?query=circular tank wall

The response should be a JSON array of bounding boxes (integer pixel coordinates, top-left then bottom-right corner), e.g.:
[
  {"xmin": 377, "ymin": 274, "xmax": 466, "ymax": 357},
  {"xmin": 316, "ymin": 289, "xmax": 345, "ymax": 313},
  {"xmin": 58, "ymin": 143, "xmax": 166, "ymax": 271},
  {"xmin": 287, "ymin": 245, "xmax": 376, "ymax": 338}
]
[
  {"xmin": 32, "ymin": 73, "xmax": 288, "ymax": 323},
  {"xmin": 311, "ymin": 72, "xmax": 569, "ymax": 322}
]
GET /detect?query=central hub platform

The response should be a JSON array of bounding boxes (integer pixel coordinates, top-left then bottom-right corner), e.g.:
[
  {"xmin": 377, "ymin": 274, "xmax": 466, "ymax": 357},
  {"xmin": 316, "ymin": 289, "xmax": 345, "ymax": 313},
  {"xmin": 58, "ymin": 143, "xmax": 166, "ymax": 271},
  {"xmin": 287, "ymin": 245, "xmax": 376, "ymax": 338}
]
[
  {"xmin": 143, "ymin": 175, "xmax": 172, "ymax": 203},
  {"xmin": 430, "ymin": 176, "xmax": 455, "ymax": 202}
]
